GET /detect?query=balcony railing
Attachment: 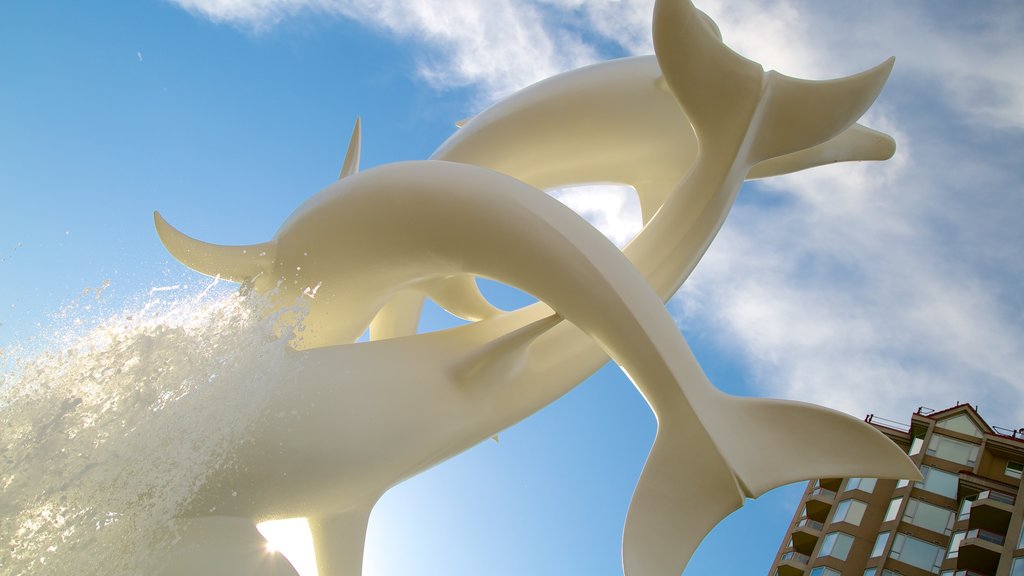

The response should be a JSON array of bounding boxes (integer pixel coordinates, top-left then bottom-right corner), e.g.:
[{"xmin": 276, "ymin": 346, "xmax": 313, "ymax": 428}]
[
  {"xmin": 865, "ymin": 413, "xmax": 911, "ymax": 432},
  {"xmin": 809, "ymin": 487, "xmax": 836, "ymax": 500},
  {"xmin": 976, "ymin": 490, "xmax": 1015, "ymax": 506},
  {"xmin": 780, "ymin": 550, "xmax": 810, "ymax": 565},
  {"xmin": 796, "ymin": 518, "xmax": 824, "ymax": 531},
  {"xmin": 965, "ymin": 528, "xmax": 1005, "ymax": 546}
]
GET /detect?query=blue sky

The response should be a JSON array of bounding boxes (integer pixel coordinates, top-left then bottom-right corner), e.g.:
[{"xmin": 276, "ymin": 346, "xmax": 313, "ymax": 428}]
[{"xmin": 2, "ymin": 0, "xmax": 1023, "ymax": 574}]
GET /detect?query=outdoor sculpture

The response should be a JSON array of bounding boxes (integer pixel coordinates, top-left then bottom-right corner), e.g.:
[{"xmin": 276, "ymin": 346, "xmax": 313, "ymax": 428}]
[{"xmin": 154, "ymin": 0, "xmax": 920, "ymax": 574}]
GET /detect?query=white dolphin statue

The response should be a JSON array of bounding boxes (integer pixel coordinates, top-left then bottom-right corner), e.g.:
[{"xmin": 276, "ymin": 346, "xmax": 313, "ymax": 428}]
[
  {"xmin": 153, "ymin": 0, "xmax": 919, "ymax": 574},
  {"xmin": 377, "ymin": 13, "xmax": 897, "ymax": 339}
]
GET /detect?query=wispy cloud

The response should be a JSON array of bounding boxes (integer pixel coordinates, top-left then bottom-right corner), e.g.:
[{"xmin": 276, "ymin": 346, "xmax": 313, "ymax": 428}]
[
  {"xmin": 169, "ymin": 0, "xmax": 600, "ymax": 101},
  {"xmin": 659, "ymin": 1, "xmax": 1024, "ymax": 425},
  {"xmin": 168, "ymin": 0, "xmax": 1024, "ymax": 425},
  {"xmin": 547, "ymin": 185, "xmax": 641, "ymax": 249}
]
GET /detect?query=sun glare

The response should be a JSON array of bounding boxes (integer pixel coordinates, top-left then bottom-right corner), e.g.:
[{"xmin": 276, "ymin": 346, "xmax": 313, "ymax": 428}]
[{"xmin": 256, "ymin": 517, "xmax": 318, "ymax": 576}]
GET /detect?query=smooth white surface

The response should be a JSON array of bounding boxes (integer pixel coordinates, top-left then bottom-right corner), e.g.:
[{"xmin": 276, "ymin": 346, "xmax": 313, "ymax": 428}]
[{"xmin": 154, "ymin": 0, "xmax": 918, "ymax": 574}]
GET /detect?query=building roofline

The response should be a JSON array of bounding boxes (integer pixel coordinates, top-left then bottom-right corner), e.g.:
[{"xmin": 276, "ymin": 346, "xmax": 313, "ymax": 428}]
[{"xmin": 912, "ymin": 403, "xmax": 1024, "ymax": 446}]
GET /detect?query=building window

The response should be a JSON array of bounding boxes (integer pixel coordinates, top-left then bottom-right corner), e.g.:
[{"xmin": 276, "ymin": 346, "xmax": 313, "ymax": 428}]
[
  {"xmin": 909, "ymin": 434, "xmax": 925, "ymax": 456},
  {"xmin": 884, "ymin": 497, "xmax": 903, "ymax": 522},
  {"xmin": 1007, "ymin": 461, "xmax": 1024, "ymax": 479},
  {"xmin": 864, "ymin": 569, "xmax": 877, "ymax": 576},
  {"xmin": 935, "ymin": 413, "xmax": 983, "ymax": 437},
  {"xmin": 958, "ymin": 494, "xmax": 977, "ymax": 521},
  {"xmin": 833, "ymin": 499, "xmax": 868, "ymax": 526},
  {"xmin": 1012, "ymin": 557, "xmax": 1024, "ymax": 576},
  {"xmin": 1018, "ymin": 519, "xmax": 1024, "ymax": 549},
  {"xmin": 902, "ymin": 498, "xmax": 955, "ymax": 535},
  {"xmin": 809, "ymin": 568, "xmax": 841, "ymax": 576},
  {"xmin": 871, "ymin": 532, "xmax": 891, "ymax": 557},
  {"xmin": 890, "ymin": 532, "xmax": 944, "ymax": 573},
  {"xmin": 926, "ymin": 434, "xmax": 980, "ymax": 466},
  {"xmin": 846, "ymin": 477, "xmax": 877, "ymax": 494},
  {"xmin": 895, "ymin": 478, "xmax": 910, "ymax": 489},
  {"xmin": 917, "ymin": 465, "xmax": 958, "ymax": 499},
  {"xmin": 818, "ymin": 532, "xmax": 854, "ymax": 561},
  {"xmin": 947, "ymin": 530, "xmax": 966, "ymax": 559}
]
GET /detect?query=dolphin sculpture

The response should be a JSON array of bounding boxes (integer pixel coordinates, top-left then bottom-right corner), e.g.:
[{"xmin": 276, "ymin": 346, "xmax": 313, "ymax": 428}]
[
  {"xmin": 153, "ymin": 0, "xmax": 919, "ymax": 574},
  {"xmin": 369, "ymin": 20, "xmax": 897, "ymax": 339}
]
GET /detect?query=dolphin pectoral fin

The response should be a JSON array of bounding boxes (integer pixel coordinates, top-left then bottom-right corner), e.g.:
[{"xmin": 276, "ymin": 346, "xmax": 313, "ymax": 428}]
[
  {"xmin": 308, "ymin": 499, "xmax": 377, "ymax": 576},
  {"xmin": 154, "ymin": 211, "xmax": 275, "ymax": 283},
  {"xmin": 748, "ymin": 58, "xmax": 895, "ymax": 164},
  {"xmin": 369, "ymin": 289, "xmax": 425, "ymax": 340},
  {"xmin": 705, "ymin": 396, "xmax": 921, "ymax": 499},
  {"xmin": 634, "ymin": 181, "xmax": 673, "ymax": 225},
  {"xmin": 747, "ymin": 122, "xmax": 896, "ymax": 179},
  {"xmin": 419, "ymin": 275, "xmax": 502, "ymax": 322},
  {"xmin": 451, "ymin": 313, "xmax": 562, "ymax": 388},
  {"xmin": 368, "ymin": 276, "xmax": 501, "ymax": 341},
  {"xmin": 339, "ymin": 117, "xmax": 362, "ymax": 180},
  {"xmin": 623, "ymin": 415, "xmax": 744, "ymax": 576}
]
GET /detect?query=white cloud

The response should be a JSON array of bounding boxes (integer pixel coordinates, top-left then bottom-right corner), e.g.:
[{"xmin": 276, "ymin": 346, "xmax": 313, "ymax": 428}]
[
  {"xmin": 547, "ymin": 184, "xmax": 642, "ymax": 249},
  {"xmin": 562, "ymin": 0, "xmax": 1024, "ymax": 426},
  {"xmin": 675, "ymin": 109, "xmax": 1024, "ymax": 426},
  {"xmin": 169, "ymin": 0, "xmax": 1024, "ymax": 425},
  {"xmin": 167, "ymin": 0, "xmax": 1024, "ymax": 127},
  {"xmin": 169, "ymin": 0, "xmax": 600, "ymax": 101}
]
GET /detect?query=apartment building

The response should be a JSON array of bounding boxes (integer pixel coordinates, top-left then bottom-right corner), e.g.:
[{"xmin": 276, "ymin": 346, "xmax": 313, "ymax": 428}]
[{"xmin": 769, "ymin": 403, "xmax": 1024, "ymax": 576}]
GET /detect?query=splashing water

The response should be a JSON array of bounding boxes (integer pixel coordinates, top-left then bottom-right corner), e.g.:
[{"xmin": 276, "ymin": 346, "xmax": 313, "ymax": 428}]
[{"xmin": 0, "ymin": 284, "xmax": 303, "ymax": 575}]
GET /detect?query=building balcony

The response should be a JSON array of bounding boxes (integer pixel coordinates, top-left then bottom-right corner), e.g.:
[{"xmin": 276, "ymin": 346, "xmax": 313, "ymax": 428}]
[
  {"xmin": 805, "ymin": 487, "xmax": 836, "ymax": 518},
  {"xmin": 967, "ymin": 490, "xmax": 1014, "ymax": 534},
  {"xmin": 947, "ymin": 571, "xmax": 992, "ymax": 576},
  {"xmin": 791, "ymin": 518, "xmax": 823, "ymax": 554},
  {"xmin": 957, "ymin": 529, "xmax": 1005, "ymax": 575},
  {"xmin": 977, "ymin": 490, "xmax": 1015, "ymax": 506},
  {"xmin": 776, "ymin": 550, "xmax": 810, "ymax": 576}
]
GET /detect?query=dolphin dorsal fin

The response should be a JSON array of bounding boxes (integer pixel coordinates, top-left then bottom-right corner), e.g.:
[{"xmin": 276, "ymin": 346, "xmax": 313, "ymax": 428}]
[{"xmin": 339, "ymin": 117, "xmax": 361, "ymax": 179}]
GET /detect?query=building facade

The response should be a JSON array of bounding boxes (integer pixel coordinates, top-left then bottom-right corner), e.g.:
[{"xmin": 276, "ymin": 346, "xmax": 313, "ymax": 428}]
[{"xmin": 769, "ymin": 404, "xmax": 1024, "ymax": 576}]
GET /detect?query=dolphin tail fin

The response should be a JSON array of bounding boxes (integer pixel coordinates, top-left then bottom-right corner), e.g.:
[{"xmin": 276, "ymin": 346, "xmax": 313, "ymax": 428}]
[
  {"xmin": 747, "ymin": 122, "xmax": 896, "ymax": 179},
  {"xmin": 710, "ymin": 395, "xmax": 921, "ymax": 498},
  {"xmin": 747, "ymin": 59, "xmax": 895, "ymax": 165},
  {"xmin": 623, "ymin": 403, "xmax": 744, "ymax": 576},
  {"xmin": 154, "ymin": 211, "xmax": 275, "ymax": 283},
  {"xmin": 653, "ymin": 0, "xmax": 894, "ymax": 164},
  {"xmin": 624, "ymin": 393, "xmax": 919, "ymax": 576}
]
